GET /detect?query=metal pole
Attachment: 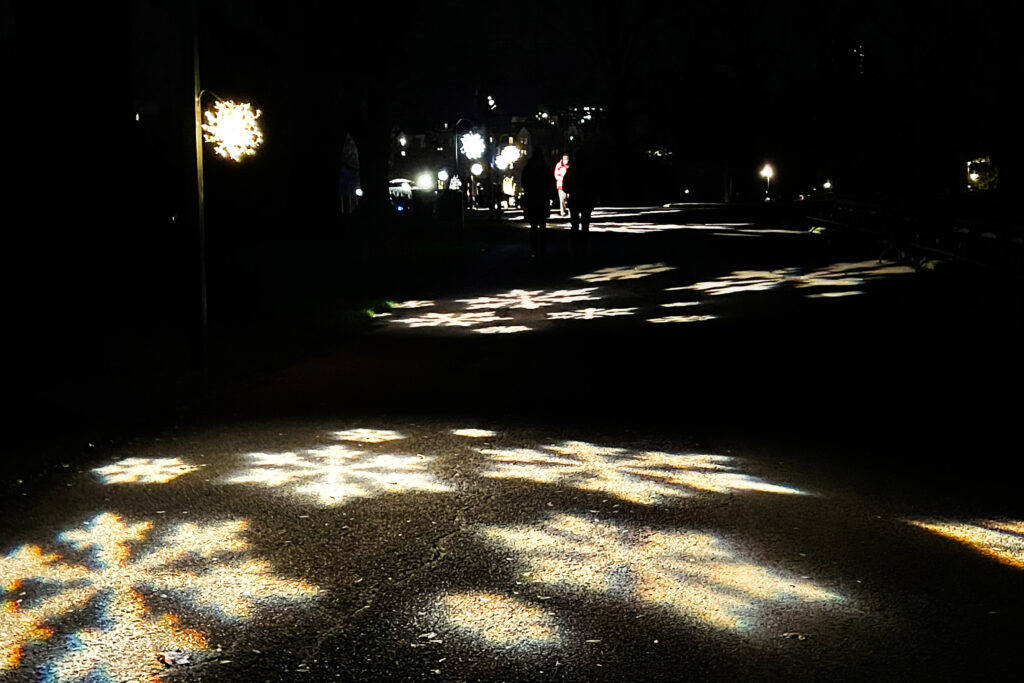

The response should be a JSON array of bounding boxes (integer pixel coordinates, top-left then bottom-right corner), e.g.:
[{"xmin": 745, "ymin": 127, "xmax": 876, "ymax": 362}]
[{"xmin": 192, "ymin": 0, "xmax": 208, "ymax": 368}]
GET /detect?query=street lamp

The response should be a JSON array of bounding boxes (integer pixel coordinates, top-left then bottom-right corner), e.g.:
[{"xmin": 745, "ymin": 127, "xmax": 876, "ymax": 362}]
[{"xmin": 760, "ymin": 163, "xmax": 774, "ymax": 198}]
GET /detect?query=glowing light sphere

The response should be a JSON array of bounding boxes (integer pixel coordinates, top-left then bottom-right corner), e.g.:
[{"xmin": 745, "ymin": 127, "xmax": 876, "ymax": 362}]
[
  {"xmin": 823, "ymin": 180, "xmax": 833, "ymax": 189},
  {"xmin": 471, "ymin": 162, "xmax": 484, "ymax": 176},
  {"xmin": 202, "ymin": 100, "xmax": 263, "ymax": 161},
  {"xmin": 438, "ymin": 169, "xmax": 450, "ymax": 182},
  {"xmin": 495, "ymin": 145, "xmax": 522, "ymax": 170},
  {"xmin": 416, "ymin": 173, "xmax": 433, "ymax": 189},
  {"xmin": 461, "ymin": 132, "xmax": 485, "ymax": 160},
  {"xmin": 760, "ymin": 164, "xmax": 774, "ymax": 180}
]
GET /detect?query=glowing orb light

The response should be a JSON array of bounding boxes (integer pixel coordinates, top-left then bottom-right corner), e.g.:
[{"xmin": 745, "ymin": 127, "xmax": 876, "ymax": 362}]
[
  {"xmin": 202, "ymin": 99, "xmax": 263, "ymax": 162},
  {"xmin": 470, "ymin": 162, "xmax": 484, "ymax": 176},
  {"xmin": 495, "ymin": 145, "xmax": 522, "ymax": 170},
  {"xmin": 416, "ymin": 173, "xmax": 433, "ymax": 189},
  {"xmin": 461, "ymin": 132, "xmax": 485, "ymax": 159}
]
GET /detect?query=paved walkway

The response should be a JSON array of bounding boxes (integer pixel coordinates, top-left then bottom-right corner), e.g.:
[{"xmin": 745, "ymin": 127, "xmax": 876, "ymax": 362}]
[{"xmin": 3, "ymin": 206, "xmax": 1022, "ymax": 682}]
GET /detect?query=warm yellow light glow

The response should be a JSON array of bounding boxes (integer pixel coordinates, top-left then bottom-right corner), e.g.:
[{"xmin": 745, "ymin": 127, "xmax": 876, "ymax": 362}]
[
  {"xmin": 452, "ymin": 429, "xmax": 497, "ymax": 438},
  {"xmin": 479, "ymin": 441, "xmax": 804, "ymax": 505},
  {"xmin": 202, "ymin": 100, "xmax": 263, "ymax": 162},
  {"xmin": 760, "ymin": 164, "xmax": 774, "ymax": 179},
  {"xmin": 457, "ymin": 288, "xmax": 599, "ymax": 311},
  {"xmin": 333, "ymin": 428, "xmax": 405, "ymax": 443},
  {"xmin": 225, "ymin": 445, "xmax": 450, "ymax": 505},
  {"xmin": 92, "ymin": 457, "xmax": 200, "ymax": 484},
  {"xmin": 0, "ymin": 514, "xmax": 318, "ymax": 680},
  {"xmin": 669, "ymin": 261, "xmax": 913, "ymax": 299},
  {"xmin": 473, "ymin": 325, "xmax": 533, "ymax": 334},
  {"xmin": 391, "ymin": 300, "xmax": 436, "ymax": 309},
  {"xmin": 573, "ymin": 263, "xmax": 676, "ymax": 283},
  {"xmin": 392, "ymin": 311, "xmax": 514, "ymax": 328},
  {"xmin": 439, "ymin": 592, "xmax": 559, "ymax": 644},
  {"xmin": 647, "ymin": 314, "xmax": 717, "ymax": 323},
  {"xmin": 908, "ymin": 519, "xmax": 1024, "ymax": 569},
  {"xmin": 546, "ymin": 307, "xmax": 636, "ymax": 320},
  {"xmin": 483, "ymin": 515, "xmax": 838, "ymax": 631}
]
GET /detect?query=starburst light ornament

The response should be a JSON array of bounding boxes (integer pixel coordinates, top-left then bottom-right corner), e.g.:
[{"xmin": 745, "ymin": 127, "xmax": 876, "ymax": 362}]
[{"xmin": 202, "ymin": 99, "xmax": 264, "ymax": 161}]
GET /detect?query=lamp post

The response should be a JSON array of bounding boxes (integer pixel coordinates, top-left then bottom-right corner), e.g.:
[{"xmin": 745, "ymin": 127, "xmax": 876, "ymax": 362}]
[
  {"xmin": 191, "ymin": 0, "xmax": 263, "ymax": 367},
  {"xmin": 760, "ymin": 163, "xmax": 774, "ymax": 200},
  {"xmin": 453, "ymin": 117, "xmax": 475, "ymax": 232}
]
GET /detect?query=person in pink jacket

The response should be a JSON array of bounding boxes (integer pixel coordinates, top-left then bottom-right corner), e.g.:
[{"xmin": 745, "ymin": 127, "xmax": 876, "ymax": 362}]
[{"xmin": 553, "ymin": 153, "xmax": 570, "ymax": 217}]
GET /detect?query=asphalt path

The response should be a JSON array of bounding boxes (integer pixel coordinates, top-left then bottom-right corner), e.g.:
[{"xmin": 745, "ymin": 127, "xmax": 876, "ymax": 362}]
[{"xmin": 3, "ymin": 206, "xmax": 1022, "ymax": 682}]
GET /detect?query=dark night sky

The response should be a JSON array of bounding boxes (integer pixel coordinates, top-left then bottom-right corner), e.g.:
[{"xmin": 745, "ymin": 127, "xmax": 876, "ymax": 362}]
[{"xmin": 1, "ymin": 0, "xmax": 1020, "ymax": 394}]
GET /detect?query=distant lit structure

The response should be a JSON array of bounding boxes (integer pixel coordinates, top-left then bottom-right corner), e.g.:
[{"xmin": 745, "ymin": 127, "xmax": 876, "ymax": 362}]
[
  {"xmin": 965, "ymin": 157, "xmax": 998, "ymax": 191},
  {"xmin": 201, "ymin": 99, "xmax": 263, "ymax": 162}
]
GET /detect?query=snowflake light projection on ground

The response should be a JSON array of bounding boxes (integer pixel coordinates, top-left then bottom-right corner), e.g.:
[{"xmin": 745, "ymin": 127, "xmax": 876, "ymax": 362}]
[
  {"xmin": 457, "ymin": 288, "xmax": 599, "ymax": 311},
  {"xmin": 478, "ymin": 441, "xmax": 804, "ymax": 504},
  {"xmin": 908, "ymin": 519, "xmax": 1024, "ymax": 569},
  {"xmin": 390, "ymin": 300, "xmax": 435, "ymax": 309},
  {"xmin": 546, "ymin": 307, "xmax": 636, "ymax": 321},
  {"xmin": 333, "ymin": 428, "xmax": 406, "ymax": 444},
  {"xmin": 391, "ymin": 311, "xmax": 513, "ymax": 328},
  {"xmin": 0, "ymin": 513, "xmax": 318, "ymax": 682},
  {"xmin": 668, "ymin": 260, "xmax": 913, "ymax": 298},
  {"xmin": 648, "ymin": 314, "xmax": 716, "ymax": 324},
  {"xmin": 483, "ymin": 514, "xmax": 839, "ymax": 630},
  {"xmin": 434, "ymin": 592, "xmax": 560, "ymax": 646},
  {"xmin": 224, "ymin": 443, "xmax": 450, "ymax": 505},
  {"xmin": 473, "ymin": 325, "xmax": 532, "ymax": 334},
  {"xmin": 92, "ymin": 457, "xmax": 200, "ymax": 484},
  {"xmin": 573, "ymin": 263, "xmax": 675, "ymax": 282}
]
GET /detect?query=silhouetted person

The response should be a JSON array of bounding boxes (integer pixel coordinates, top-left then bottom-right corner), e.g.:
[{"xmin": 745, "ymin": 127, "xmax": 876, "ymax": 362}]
[
  {"xmin": 521, "ymin": 146, "xmax": 555, "ymax": 258},
  {"xmin": 562, "ymin": 149, "xmax": 597, "ymax": 255},
  {"xmin": 554, "ymin": 152, "xmax": 570, "ymax": 217}
]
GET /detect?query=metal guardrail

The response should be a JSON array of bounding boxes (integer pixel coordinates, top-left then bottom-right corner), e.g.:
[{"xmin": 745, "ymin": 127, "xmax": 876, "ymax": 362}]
[{"xmin": 806, "ymin": 198, "xmax": 1024, "ymax": 281}]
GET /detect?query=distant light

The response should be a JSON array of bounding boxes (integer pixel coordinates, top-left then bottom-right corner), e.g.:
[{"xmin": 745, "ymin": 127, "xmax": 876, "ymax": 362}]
[
  {"xmin": 135, "ymin": 113, "xmax": 140, "ymax": 121},
  {"xmin": 969, "ymin": 172, "xmax": 980, "ymax": 182},
  {"xmin": 399, "ymin": 136, "xmax": 407, "ymax": 146},
  {"xmin": 495, "ymin": 145, "xmax": 522, "ymax": 170},
  {"xmin": 438, "ymin": 169, "xmax": 450, "ymax": 182},
  {"xmin": 684, "ymin": 189, "xmax": 690, "ymax": 194},
  {"xmin": 401, "ymin": 182, "xmax": 411, "ymax": 192},
  {"xmin": 355, "ymin": 188, "xmax": 364, "ymax": 197},
  {"xmin": 541, "ymin": 112, "xmax": 549, "ymax": 119},
  {"xmin": 202, "ymin": 99, "xmax": 264, "ymax": 162},
  {"xmin": 416, "ymin": 173, "xmax": 432, "ymax": 189},
  {"xmin": 461, "ymin": 132, "xmax": 485, "ymax": 159},
  {"xmin": 396, "ymin": 205, "xmax": 405, "ymax": 211},
  {"xmin": 471, "ymin": 162, "xmax": 484, "ymax": 176},
  {"xmin": 760, "ymin": 164, "xmax": 774, "ymax": 179},
  {"xmin": 823, "ymin": 180, "xmax": 832, "ymax": 189},
  {"xmin": 400, "ymin": 150, "xmax": 406, "ymax": 157}
]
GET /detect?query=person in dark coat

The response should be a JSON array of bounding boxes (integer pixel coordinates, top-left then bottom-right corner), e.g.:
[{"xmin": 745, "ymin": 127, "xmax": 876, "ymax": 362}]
[
  {"xmin": 561, "ymin": 149, "xmax": 597, "ymax": 254},
  {"xmin": 520, "ymin": 146, "xmax": 556, "ymax": 258}
]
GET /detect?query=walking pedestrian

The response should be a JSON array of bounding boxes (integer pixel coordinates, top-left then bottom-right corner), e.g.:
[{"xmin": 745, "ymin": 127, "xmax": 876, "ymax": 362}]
[
  {"xmin": 521, "ymin": 147, "xmax": 556, "ymax": 258},
  {"xmin": 554, "ymin": 153, "xmax": 570, "ymax": 217},
  {"xmin": 562, "ymin": 149, "xmax": 597, "ymax": 256}
]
